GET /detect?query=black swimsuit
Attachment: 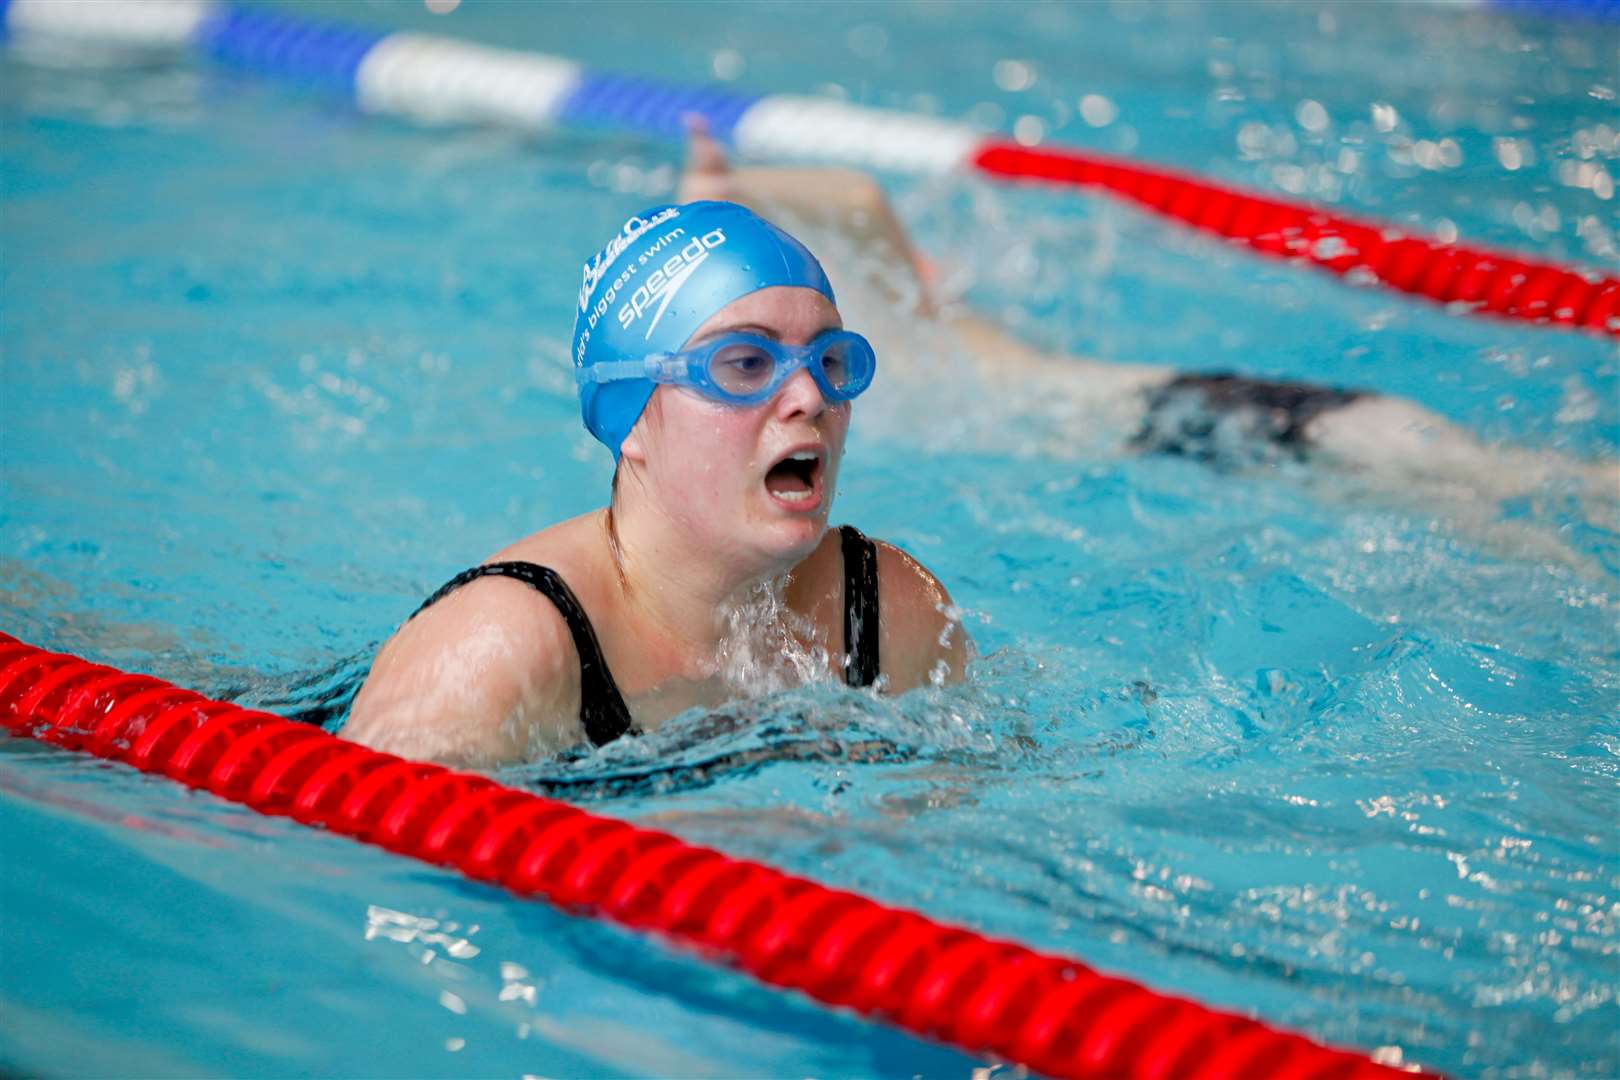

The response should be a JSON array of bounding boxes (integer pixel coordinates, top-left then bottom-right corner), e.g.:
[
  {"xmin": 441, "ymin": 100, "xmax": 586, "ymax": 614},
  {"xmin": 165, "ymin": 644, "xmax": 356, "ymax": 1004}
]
[
  {"xmin": 1130, "ymin": 372, "xmax": 1364, "ymax": 468},
  {"xmin": 410, "ymin": 524, "xmax": 882, "ymax": 747}
]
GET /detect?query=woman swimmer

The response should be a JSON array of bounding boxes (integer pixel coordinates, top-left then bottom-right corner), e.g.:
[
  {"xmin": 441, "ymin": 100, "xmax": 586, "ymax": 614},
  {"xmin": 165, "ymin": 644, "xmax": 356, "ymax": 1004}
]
[{"xmin": 344, "ymin": 202, "xmax": 971, "ymax": 767}]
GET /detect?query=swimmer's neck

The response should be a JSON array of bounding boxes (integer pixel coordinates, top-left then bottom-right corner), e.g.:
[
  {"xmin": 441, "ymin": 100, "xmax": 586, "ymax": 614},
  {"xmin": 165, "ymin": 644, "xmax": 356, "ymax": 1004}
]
[{"xmin": 601, "ymin": 502, "xmax": 807, "ymax": 668}]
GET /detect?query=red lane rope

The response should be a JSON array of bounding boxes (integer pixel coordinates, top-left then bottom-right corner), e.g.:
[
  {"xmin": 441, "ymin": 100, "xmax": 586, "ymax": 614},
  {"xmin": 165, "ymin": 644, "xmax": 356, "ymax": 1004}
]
[
  {"xmin": 972, "ymin": 141, "xmax": 1619, "ymax": 338},
  {"xmin": 0, "ymin": 632, "xmax": 1426, "ymax": 1079}
]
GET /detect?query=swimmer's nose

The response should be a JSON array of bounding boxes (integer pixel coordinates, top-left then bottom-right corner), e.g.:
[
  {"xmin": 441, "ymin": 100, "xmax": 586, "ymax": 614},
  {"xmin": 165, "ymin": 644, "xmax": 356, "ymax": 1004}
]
[{"xmin": 774, "ymin": 367, "xmax": 827, "ymax": 418}]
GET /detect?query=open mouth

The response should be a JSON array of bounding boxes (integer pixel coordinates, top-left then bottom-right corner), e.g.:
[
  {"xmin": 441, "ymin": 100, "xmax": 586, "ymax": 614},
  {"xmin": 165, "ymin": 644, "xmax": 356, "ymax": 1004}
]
[{"xmin": 764, "ymin": 449, "xmax": 823, "ymax": 510}]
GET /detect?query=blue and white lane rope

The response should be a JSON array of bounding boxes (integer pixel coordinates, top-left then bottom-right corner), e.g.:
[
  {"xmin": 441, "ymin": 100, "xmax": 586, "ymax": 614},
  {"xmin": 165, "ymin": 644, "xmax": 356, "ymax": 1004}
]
[
  {"xmin": 0, "ymin": 0, "xmax": 982, "ymax": 174},
  {"xmin": 5, "ymin": 0, "xmax": 1616, "ymax": 335}
]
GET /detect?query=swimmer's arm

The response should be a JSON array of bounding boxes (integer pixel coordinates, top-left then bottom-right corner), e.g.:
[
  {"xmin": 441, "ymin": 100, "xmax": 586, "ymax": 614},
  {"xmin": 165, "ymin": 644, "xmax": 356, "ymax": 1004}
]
[
  {"xmin": 679, "ymin": 124, "xmax": 1170, "ymax": 388},
  {"xmin": 946, "ymin": 309, "xmax": 1173, "ymax": 388},
  {"xmin": 344, "ymin": 578, "xmax": 585, "ymax": 767},
  {"xmin": 873, "ymin": 541, "xmax": 973, "ymax": 690},
  {"xmin": 678, "ymin": 121, "xmax": 935, "ymax": 313}
]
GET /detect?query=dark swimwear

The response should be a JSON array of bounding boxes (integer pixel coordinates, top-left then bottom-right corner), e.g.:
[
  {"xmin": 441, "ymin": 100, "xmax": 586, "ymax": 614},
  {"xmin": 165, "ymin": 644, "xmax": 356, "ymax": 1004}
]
[
  {"xmin": 409, "ymin": 524, "xmax": 882, "ymax": 748},
  {"xmin": 1130, "ymin": 372, "xmax": 1364, "ymax": 468}
]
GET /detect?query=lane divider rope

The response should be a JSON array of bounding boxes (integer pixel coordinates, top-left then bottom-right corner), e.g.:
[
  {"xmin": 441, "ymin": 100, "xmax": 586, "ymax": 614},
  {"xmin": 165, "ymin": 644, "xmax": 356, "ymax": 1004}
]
[
  {"xmin": 0, "ymin": 633, "xmax": 1424, "ymax": 1080},
  {"xmin": 972, "ymin": 141, "xmax": 1618, "ymax": 334},
  {"xmin": 1485, "ymin": 0, "xmax": 1620, "ymax": 21},
  {"xmin": 2, "ymin": 0, "xmax": 1613, "ymax": 337}
]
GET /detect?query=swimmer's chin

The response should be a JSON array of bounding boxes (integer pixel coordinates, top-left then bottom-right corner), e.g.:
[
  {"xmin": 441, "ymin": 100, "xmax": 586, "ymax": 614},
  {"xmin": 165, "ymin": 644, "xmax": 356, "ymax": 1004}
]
[
  {"xmin": 763, "ymin": 503, "xmax": 832, "ymax": 553},
  {"xmin": 745, "ymin": 494, "xmax": 834, "ymax": 556}
]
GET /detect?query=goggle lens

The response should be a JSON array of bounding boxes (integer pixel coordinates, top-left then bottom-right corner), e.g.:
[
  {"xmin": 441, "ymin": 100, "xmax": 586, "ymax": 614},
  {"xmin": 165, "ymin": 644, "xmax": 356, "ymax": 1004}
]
[
  {"xmin": 821, "ymin": 338, "xmax": 856, "ymax": 391},
  {"xmin": 708, "ymin": 342, "xmax": 777, "ymax": 397}
]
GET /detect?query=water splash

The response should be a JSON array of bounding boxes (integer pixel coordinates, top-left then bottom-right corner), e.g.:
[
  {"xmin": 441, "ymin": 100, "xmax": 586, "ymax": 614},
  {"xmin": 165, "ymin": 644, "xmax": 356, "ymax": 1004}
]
[{"xmin": 712, "ymin": 577, "xmax": 830, "ymax": 697}]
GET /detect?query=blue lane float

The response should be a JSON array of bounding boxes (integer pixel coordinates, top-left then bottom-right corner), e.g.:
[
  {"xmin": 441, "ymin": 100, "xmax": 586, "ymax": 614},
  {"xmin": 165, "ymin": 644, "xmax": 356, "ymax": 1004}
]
[
  {"xmin": 195, "ymin": 4, "xmax": 384, "ymax": 91},
  {"xmin": 1487, "ymin": 0, "xmax": 1620, "ymax": 21},
  {"xmin": 559, "ymin": 70, "xmax": 762, "ymax": 143}
]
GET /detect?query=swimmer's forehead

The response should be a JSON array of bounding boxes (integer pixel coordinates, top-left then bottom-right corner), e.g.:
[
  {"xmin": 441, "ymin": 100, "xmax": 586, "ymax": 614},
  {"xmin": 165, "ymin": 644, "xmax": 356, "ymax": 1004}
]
[{"xmin": 686, "ymin": 286, "xmax": 842, "ymax": 347}]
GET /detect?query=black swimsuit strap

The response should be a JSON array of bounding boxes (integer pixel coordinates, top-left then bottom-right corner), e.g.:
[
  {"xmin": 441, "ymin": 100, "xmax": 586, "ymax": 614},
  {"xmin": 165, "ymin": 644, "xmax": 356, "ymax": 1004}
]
[
  {"xmin": 839, "ymin": 525, "xmax": 881, "ymax": 688},
  {"xmin": 412, "ymin": 562, "xmax": 634, "ymax": 747},
  {"xmin": 410, "ymin": 531, "xmax": 877, "ymax": 745}
]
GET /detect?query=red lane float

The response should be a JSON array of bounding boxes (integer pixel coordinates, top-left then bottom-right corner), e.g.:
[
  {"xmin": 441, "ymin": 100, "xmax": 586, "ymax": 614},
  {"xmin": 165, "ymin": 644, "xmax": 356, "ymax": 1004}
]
[
  {"xmin": 0, "ymin": 632, "xmax": 1427, "ymax": 1079},
  {"xmin": 973, "ymin": 141, "xmax": 1620, "ymax": 339}
]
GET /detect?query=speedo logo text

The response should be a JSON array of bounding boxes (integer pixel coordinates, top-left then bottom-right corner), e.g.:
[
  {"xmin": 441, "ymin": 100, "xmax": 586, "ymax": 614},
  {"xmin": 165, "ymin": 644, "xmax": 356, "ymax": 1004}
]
[{"xmin": 618, "ymin": 228, "xmax": 728, "ymax": 339}]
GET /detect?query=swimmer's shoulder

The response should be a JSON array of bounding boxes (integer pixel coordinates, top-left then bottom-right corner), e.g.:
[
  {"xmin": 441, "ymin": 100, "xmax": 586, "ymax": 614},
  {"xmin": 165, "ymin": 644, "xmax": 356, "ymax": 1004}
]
[
  {"xmin": 869, "ymin": 537, "xmax": 973, "ymax": 690},
  {"xmin": 487, "ymin": 509, "xmax": 616, "ymax": 601},
  {"xmin": 345, "ymin": 512, "xmax": 611, "ymax": 765}
]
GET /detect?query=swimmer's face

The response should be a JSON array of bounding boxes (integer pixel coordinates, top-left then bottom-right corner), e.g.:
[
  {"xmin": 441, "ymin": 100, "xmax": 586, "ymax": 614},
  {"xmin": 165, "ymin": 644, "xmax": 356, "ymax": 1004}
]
[{"xmin": 620, "ymin": 286, "xmax": 850, "ymax": 566}]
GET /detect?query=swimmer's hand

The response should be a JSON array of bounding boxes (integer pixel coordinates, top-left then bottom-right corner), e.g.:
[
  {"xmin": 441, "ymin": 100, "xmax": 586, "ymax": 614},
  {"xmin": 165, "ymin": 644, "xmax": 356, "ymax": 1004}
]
[{"xmin": 676, "ymin": 115, "xmax": 741, "ymax": 204}]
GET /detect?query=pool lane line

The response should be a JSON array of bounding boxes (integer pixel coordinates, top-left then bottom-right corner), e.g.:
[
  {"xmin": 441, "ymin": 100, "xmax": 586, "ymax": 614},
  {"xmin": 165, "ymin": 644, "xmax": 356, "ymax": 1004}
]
[
  {"xmin": 3, "ymin": 0, "xmax": 1615, "ymax": 339},
  {"xmin": 1433, "ymin": 0, "xmax": 1620, "ymax": 20},
  {"xmin": 972, "ymin": 141, "xmax": 1618, "ymax": 336},
  {"xmin": 1486, "ymin": 0, "xmax": 1620, "ymax": 21},
  {"xmin": 0, "ymin": 632, "xmax": 1430, "ymax": 1080}
]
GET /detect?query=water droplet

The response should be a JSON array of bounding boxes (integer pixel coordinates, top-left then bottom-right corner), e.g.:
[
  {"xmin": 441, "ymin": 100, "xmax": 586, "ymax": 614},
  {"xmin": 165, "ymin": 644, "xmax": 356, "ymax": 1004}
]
[
  {"xmin": 1079, "ymin": 94, "xmax": 1118, "ymax": 127},
  {"xmin": 1295, "ymin": 99, "xmax": 1329, "ymax": 133},
  {"xmin": 992, "ymin": 59, "xmax": 1036, "ymax": 93}
]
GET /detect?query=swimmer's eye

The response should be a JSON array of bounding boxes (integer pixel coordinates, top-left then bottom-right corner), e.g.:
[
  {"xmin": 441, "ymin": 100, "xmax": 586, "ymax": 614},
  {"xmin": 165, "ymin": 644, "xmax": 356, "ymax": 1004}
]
[
  {"xmin": 819, "ymin": 341, "xmax": 851, "ymax": 388},
  {"xmin": 709, "ymin": 343, "xmax": 776, "ymax": 394}
]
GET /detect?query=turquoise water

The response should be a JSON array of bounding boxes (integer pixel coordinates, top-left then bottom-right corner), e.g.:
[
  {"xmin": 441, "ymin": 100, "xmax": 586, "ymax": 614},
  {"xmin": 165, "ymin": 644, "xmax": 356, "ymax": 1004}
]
[{"xmin": 2, "ymin": 1, "xmax": 1617, "ymax": 1076}]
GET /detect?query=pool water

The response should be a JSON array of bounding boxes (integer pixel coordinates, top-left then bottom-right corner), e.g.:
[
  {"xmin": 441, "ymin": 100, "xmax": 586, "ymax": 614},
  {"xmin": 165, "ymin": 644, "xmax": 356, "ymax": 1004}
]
[{"xmin": 2, "ymin": 1, "xmax": 1617, "ymax": 1076}]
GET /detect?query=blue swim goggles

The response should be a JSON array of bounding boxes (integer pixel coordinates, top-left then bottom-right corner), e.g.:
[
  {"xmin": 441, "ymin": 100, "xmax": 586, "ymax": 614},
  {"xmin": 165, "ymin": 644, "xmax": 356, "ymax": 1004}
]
[{"xmin": 577, "ymin": 329, "xmax": 876, "ymax": 406}]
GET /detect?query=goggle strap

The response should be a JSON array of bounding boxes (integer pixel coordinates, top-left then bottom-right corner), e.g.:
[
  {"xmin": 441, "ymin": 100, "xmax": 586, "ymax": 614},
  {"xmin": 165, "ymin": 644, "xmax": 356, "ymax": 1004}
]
[{"xmin": 578, "ymin": 356, "xmax": 682, "ymax": 385}]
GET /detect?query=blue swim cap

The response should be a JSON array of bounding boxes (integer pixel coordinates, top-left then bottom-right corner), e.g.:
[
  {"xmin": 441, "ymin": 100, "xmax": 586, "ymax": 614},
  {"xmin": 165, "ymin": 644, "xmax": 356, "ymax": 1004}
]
[{"xmin": 571, "ymin": 201, "xmax": 836, "ymax": 459}]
